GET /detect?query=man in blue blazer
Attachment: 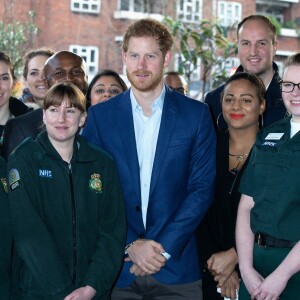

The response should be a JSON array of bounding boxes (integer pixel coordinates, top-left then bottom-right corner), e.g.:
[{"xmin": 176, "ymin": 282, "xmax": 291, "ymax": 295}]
[{"xmin": 83, "ymin": 18, "xmax": 216, "ymax": 299}]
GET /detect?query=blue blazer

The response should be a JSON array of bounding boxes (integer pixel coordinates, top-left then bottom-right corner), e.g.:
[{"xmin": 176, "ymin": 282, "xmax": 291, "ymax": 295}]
[{"xmin": 82, "ymin": 87, "xmax": 216, "ymax": 287}]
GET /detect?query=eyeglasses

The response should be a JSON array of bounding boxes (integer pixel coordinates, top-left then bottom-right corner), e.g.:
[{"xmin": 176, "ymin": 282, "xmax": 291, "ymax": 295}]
[{"xmin": 279, "ymin": 80, "xmax": 300, "ymax": 93}]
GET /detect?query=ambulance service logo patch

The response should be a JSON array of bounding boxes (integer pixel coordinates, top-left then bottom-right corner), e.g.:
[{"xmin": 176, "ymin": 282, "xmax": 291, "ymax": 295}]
[
  {"xmin": 1, "ymin": 178, "xmax": 8, "ymax": 193},
  {"xmin": 9, "ymin": 169, "xmax": 21, "ymax": 191},
  {"xmin": 89, "ymin": 173, "xmax": 102, "ymax": 193}
]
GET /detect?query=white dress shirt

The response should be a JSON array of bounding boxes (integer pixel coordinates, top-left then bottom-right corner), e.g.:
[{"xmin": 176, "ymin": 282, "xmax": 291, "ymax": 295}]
[
  {"xmin": 130, "ymin": 88, "xmax": 165, "ymax": 227},
  {"xmin": 290, "ymin": 118, "xmax": 300, "ymax": 138}
]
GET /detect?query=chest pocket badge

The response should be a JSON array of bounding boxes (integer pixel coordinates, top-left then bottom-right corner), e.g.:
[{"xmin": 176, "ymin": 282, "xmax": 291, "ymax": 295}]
[{"xmin": 89, "ymin": 173, "xmax": 102, "ymax": 194}]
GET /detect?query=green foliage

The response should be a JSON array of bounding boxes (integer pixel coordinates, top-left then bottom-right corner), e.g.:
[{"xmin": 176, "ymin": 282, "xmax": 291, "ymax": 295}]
[
  {"xmin": 283, "ymin": 20, "xmax": 297, "ymax": 30},
  {"xmin": 0, "ymin": 11, "xmax": 39, "ymax": 76},
  {"xmin": 266, "ymin": 16, "xmax": 282, "ymax": 35},
  {"xmin": 164, "ymin": 17, "xmax": 237, "ymax": 98}
]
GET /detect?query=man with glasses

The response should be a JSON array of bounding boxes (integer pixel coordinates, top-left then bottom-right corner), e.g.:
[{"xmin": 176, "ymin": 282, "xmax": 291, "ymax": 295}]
[{"xmin": 205, "ymin": 15, "xmax": 287, "ymax": 130}]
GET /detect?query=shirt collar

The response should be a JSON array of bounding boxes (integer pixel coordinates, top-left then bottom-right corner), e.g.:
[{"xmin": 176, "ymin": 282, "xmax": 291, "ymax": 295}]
[{"xmin": 130, "ymin": 87, "xmax": 165, "ymax": 114}]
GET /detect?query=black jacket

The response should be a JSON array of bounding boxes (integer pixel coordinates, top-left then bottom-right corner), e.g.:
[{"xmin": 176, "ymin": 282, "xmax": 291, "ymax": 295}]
[
  {"xmin": 1, "ymin": 108, "xmax": 43, "ymax": 160},
  {"xmin": 196, "ymin": 132, "xmax": 248, "ymax": 299},
  {"xmin": 205, "ymin": 62, "xmax": 287, "ymax": 130},
  {"xmin": 0, "ymin": 97, "xmax": 32, "ymax": 159},
  {"xmin": 9, "ymin": 96, "xmax": 32, "ymax": 118}
]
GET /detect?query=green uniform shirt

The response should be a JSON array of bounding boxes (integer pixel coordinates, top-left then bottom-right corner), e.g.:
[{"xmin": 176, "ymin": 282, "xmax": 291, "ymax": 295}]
[
  {"xmin": 0, "ymin": 156, "xmax": 11, "ymax": 299},
  {"xmin": 240, "ymin": 116, "xmax": 300, "ymax": 241},
  {"xmin": 8, "ymin": 131, "xmax": 127, "ymax": 300}
]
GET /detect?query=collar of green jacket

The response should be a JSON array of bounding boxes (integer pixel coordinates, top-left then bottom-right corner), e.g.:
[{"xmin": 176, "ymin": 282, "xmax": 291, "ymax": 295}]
[{"xmin": 35, "ymin": 131, "xmax": 102, "ymax": 163}]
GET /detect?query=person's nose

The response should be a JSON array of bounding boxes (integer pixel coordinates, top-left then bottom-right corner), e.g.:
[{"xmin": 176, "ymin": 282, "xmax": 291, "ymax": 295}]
[
  {"xmin": 37, "ymin": 72, "xmax": 46, "ymax": 82},
  {"xmin": 292, "ymin": 84, "xmax": 300, "ymax": 95},
  {"xmin": 65, "ymin": 72, "xmax": 74, "ymax": 82},
  {"xmin": 57, "ymin": 109, "xmax": 66, "ymax": 122},
  {"xmin": 232, "ymin": 99, "xmax": 242, "ymax": 110},
  {"xmin": 249, "ymin": 43, "xmax": 259, "ymax": 56},
  {"xmin": 137, "ymin": 56, "xmax": 147, "ymax": 69},
  {"xmin": 103, "ymin": 91, "xmax": 111, "ymax": 98}
]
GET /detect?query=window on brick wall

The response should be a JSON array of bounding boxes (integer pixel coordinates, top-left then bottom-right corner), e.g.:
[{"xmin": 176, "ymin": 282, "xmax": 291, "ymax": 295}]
[
  {"xmin": 120, "ymin": 0, "xmax": 144, "ymax": 12},
  {"xmin": 118, "ymin": 0, "xmax": 163, "ymax": 14},
  {"xmin": 120, "ymin": 0, "xmax": 143, "ymax": 12},
  {"xmin": 218, "ymin": 1, "xmax": 242, "ymax": 27},
  {"xmin": 69, "ymin": 45, "xmax": 99, "ymax": 79},
  {"xmin": 71, "ymin": 0, "xmax": 100, "ymax": 14},
  {"xmin": 177, "ymin": 0, "xmax": 202, "ymax": 23},
  {"xmin": 115, "ymin": 0, "xmax": 164, "ymax": 20}
]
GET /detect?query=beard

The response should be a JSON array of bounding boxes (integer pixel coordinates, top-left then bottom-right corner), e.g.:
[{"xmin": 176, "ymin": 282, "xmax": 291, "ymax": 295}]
[{"xmin": 126, "ymin": 69, "xmax": 163, "ymax": 92}]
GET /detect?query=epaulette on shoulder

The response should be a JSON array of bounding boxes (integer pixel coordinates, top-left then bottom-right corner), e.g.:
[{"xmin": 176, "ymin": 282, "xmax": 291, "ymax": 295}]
[{"xmin": 10, "ymin": 137, "xmax": 35, "ymax": 156}]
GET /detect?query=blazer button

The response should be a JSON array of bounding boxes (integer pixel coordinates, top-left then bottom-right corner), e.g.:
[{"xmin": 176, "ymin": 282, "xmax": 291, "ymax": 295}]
[
  {"xmin": 135, "ymin": 206, "xmax": 141, "ymax": 212},
  {"xmin": 138, "ymin": 233, "xmax": 144, "ymax": 239}
]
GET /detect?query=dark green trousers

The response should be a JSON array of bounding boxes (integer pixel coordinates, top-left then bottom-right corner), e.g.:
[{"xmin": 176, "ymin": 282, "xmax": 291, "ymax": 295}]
[{"xmin": 239, "ymin": 244, "xmax": 300, "ymax": 299}]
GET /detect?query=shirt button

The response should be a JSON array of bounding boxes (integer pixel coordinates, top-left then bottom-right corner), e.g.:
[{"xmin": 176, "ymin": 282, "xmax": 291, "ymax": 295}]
[{"xmin": 135, "ymin": 206, "xmax": 141, "ymax": 212}]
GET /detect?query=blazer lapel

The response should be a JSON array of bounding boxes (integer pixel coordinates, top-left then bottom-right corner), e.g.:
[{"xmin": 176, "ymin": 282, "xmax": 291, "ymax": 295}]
[
  {"xmin": 150, "ymin": 95, "xmax": 178, "ymax": 194},
  {"xmin": 117, "ymin": 93, "xmax": 141, "ymax": 201}
]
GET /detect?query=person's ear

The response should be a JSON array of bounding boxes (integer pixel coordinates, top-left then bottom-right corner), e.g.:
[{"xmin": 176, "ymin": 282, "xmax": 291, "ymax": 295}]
[
  {"xmin": 163, "ymin": 51, "xmax": 172, "ymax": 68},
  {"xmin": 79, "ymin": 112, "xmax": 87, "ymax": 127}
]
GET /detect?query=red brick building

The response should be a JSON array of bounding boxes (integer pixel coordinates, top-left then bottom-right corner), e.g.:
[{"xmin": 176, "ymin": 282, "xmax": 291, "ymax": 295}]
[{"xmin": 1, "ymin": 0, "xmax": 299, "ymax": 93}]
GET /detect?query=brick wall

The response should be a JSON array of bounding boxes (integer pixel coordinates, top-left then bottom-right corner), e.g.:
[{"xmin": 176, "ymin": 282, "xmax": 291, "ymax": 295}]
[{"xmin": 1, "ymin": 0, "xmax": 299, "ymax": 80}]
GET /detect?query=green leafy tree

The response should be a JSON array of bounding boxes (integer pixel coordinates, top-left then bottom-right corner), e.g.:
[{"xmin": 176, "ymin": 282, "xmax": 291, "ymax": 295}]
[
  {"xmin": 164, "ymin": 17, "xmax": 237, "ymax": 99},
  {"xmin": 0, "ymin": 11, "xmax": 39, "ymax": 76}
]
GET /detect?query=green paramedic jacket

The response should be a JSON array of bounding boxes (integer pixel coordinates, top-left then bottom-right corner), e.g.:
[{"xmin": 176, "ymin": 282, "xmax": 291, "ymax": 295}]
[
  {"xmin": 240, "ymin": 116, "xmax": 300, "ymax": 241},
  {"xmin": 0, "ymin": 156, "xmax": 11, "ymax": 299},
  {"xmin": 8, "ymin": 131, "xmax": 127, "ymax": 300}
]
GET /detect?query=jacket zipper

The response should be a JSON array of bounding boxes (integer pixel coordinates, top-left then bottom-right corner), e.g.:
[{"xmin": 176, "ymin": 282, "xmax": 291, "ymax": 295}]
[{"xmin": 68, "ymin": 163, "xmax": 77, "ymax": 285}]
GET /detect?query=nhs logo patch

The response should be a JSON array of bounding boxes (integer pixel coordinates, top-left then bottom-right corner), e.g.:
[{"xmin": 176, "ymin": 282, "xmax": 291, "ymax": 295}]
[{"xmin": 39, "ymin": 169, "xmax": 52, "ymax": 178}]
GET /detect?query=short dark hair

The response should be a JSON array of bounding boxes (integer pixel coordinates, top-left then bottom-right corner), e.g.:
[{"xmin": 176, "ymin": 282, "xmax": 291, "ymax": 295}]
[
  {"xmin": 237, "ymin": 15, "xmax": 277, "ymax": 44},
  {"xmin": 23, "ymin": 48, "xmax": 54, "ymax": 79},
  {"xmin": 0, "ymin": 51, "xmax": 16, "ymax": 80},
  {"xmin": 44, "ymin": 82, "xmax": 86, "ymax": 113},
  {"xmin": 164, "ymin": 71, "xmax": 181, "ymax": 76},
  {"xmin": 221, "ymin": 72, "xmax": 266, "ymax": 105},
  {"xmin": 86, "ymin": 69, "xmax": 128, "ymax": 108},
  {"xmin": 122, "ymin": 18, "xmax": 173, "ymax": 56}
]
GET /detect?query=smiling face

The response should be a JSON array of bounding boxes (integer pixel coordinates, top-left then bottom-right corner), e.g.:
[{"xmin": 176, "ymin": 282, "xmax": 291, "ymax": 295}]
[
  {"xmin": 44, "ymin": 51, "xmax": 88, "ymax": 94},
  {"xmin": 237, "ymin": 19, "xmax": 277, "ymax": 82},
  {"xmin": 0, "ymin": 61, "xmax": 14, "ymax": 110},
  {"xmin": 24, "ymin": 55, "xmax": 49, "ymax": 105},
  {"xmin": 90, "ymin": 75, "xmax": 124, "ymax": 105},
  {"xmin": 43, "ymin": 99, "xmax": 86, "ymax": 145},
  {"xmin": 222, "ymin": 79, "xmax": 265, "ymax": 131},
  {"xmin": 122, "ymin": 36, "xmax": 171, "ymax": 94},
  {"xmin": 281, "ymin": 65, "xmax": 300, "ymax": 123}
]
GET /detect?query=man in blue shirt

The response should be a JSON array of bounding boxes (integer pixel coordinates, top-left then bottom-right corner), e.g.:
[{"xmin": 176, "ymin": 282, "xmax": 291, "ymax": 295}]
[{"xmin": 83, "ymin": 18, "xmax": 216, "ymax": 299}]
